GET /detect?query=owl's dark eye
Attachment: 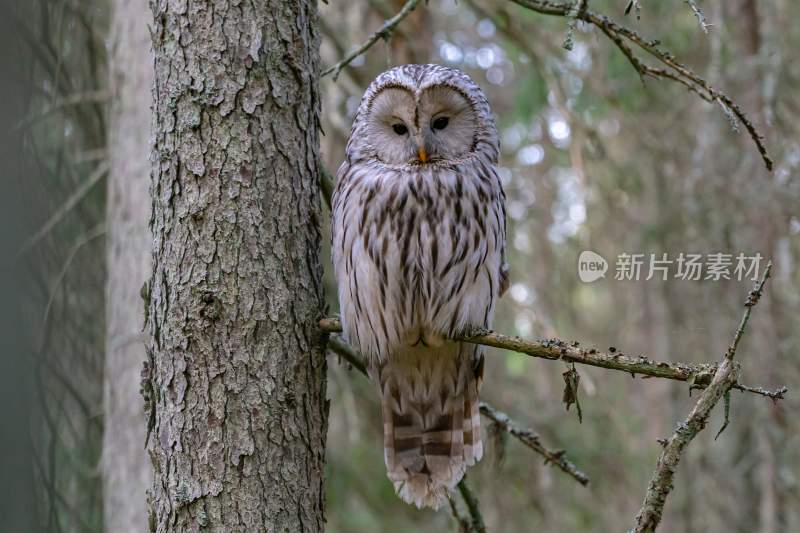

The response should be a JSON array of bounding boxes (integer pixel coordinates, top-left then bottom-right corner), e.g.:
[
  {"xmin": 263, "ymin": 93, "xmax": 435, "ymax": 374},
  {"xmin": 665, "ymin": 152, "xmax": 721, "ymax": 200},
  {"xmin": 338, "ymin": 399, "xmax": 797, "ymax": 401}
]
[
  {"xmin": 392, "ymin": 123, "xmax": 408, "ymax": 135},
  {"xmin": 432, "ymin": 116, "xmax": 449, "ymax": 130}
]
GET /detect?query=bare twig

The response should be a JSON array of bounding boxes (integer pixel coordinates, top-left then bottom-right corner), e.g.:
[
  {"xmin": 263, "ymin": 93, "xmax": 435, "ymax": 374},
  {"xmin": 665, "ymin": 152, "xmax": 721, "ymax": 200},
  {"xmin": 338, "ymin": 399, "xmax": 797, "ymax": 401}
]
[
  {"xmin": 18, "ymin": 160, "xmax": 110, "ymax": 256},
  {"xmin": 631, "ymin": 262, "xmax": 772, "ymax": 532},
  {"xmin": 479, "ymin": 402, "xmax": 590, "ymax": 485},
  {"xmin": 73, "ymin": 148, "xmax": 108, "ymax": 165},
  {"xmin": 715, "ymin": 389, "xmax": 732, "ymax": 440},
  {"xmin": 563, "ymin": 0, "xmax": 588, "ymax": 51},
  {"xmin": 732, "ymin": 383, "xmax": 788, "ymax": 401},
  {"xmin": 319, "ymin": 16, "xmax": 369, "ymax": 88},
  {"xmin": 725, "ymin": 262, "xmax": 772, "ymax": 360},
  {"xmin": 457, "ymin": 477, "xmax": 487, "ymax": 533},
  {"xmin": 507, "ymin": 0, "xmax": 773, "ymax": 170},
  {"xmin": 14, "ymin": 89, "xmax": 110, "ymax": 131},
  {"xmin": 41, "ymin": 223, "xmax": 106, "ymax": 331},
  {"xmin": 685, "ymin": 0, "xmax": 710, "ymax": 33},
  {"xmin": 321, "ymin": 0, "xmax": 422, "ymax": 80}
]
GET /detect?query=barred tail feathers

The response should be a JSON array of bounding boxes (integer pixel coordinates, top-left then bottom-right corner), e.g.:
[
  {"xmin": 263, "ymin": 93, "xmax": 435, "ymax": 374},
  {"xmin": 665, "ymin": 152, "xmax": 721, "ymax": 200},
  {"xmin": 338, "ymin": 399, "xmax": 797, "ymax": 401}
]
[{"xmin": 373, "ymin": 342, "xmax": 484, "ymax": 509}]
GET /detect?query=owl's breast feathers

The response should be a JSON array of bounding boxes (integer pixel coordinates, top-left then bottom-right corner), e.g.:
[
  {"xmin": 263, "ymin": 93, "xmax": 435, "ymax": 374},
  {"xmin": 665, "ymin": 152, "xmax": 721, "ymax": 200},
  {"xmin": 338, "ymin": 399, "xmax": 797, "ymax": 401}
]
[{"xmin": 332, "ymin": 158, "xmax": 506, "ymax": 361}]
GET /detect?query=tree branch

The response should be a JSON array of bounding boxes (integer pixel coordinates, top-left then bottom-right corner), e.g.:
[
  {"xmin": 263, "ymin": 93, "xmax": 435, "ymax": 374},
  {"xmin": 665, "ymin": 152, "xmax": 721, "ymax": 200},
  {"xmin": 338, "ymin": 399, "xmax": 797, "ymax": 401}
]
[
  {"xmin": 506, "ymin": 0, "xmax": 773, "ymax": 170},
  {"xmin": 318, "ymin": 317, "xmax": 785, "ymax": 399},
  {"xmin": 41, "ymin": 223, "xmax": 106, "ymax": 332},
  {"xmin": 633, "ymin": 359, "xmax": 740, "ymax": 532},
  {"xmin": 631, "ymin": 262, "xmax": 772, "ymax": 532},
  {"xmin": 732, "ymin": 383, "xmax": 787, "ymax": 402},
  {"xmin": 684, "ymin": 0, "xmax": 710, "ymax": 34},
  {"xmin": 18, "ymin": 159, "xmax": 110, "ymax": 256},
  {"xmin": 726, "ymin": 265, "xmax": 772, "ymax": 360},
  {"xmin": 321, "ymin": 0, "xmax": 422, "ymax": 80},
  {"xmin": 327, "ymin": 335, "xmax": 367, "ymax": 374},
  {"xmin": 14, "ymin": 89, "xmax": 110, "ymax": 131},
  {"xmin": 456, "ymin": 477, "xmax": 487, "ymax": 533},
  {"xmin": 479, "ymin": 401, "xmax": 590, "ymax": 485},
  {"xmin": 446, "ymin": 494, "xmax": 472, "ymax": 533}
]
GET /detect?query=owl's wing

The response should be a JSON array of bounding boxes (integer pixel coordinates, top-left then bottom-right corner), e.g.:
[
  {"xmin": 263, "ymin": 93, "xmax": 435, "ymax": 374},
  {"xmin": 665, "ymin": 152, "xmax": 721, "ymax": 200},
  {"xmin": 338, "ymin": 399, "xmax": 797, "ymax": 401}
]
[
  {"xmin": 498, "ymin": 182, "xmax": 509, "ymax": 297},
  {"xmin": 331, "ymin": 160, "xmax": 396, "ymax": 361}
]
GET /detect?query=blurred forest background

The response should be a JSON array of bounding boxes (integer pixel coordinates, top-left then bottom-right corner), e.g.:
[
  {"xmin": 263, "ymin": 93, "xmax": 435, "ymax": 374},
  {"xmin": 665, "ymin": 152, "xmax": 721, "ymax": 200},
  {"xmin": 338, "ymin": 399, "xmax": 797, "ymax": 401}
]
[{"xmin": 4, "ymin": 0, "xmax": 799, "ymax": 531}]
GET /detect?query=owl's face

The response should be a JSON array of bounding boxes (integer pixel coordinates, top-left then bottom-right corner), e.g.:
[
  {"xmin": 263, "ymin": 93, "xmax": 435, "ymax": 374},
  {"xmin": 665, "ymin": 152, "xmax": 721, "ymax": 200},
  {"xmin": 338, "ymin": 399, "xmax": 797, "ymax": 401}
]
[
  {"xmin": 364, "ymin": 85, "xmax": 477, "ymax": 165},
  {"xmin": 352, "ymin": 65, "xmax": 497, "ymax": 167}
]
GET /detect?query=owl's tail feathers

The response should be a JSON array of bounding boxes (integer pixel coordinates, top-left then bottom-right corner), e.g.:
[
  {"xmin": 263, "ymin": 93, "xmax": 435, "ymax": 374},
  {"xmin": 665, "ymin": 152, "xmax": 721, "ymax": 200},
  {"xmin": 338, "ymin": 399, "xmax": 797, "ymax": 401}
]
[{"xmin": 379, "ymin": 367, "xmax": 483, "ymax": 510}]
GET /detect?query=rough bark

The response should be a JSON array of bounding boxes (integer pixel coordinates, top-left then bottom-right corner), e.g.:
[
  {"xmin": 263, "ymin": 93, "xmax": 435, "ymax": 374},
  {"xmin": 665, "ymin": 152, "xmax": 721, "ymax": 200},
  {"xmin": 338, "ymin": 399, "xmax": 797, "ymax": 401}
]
[
  {"xmin": 103, "ymin": 1, "xmax": 153, "ymax": 531},
  {"xmin": 146, "ymin": 1, "xmax": 327, "ymax": 532}
]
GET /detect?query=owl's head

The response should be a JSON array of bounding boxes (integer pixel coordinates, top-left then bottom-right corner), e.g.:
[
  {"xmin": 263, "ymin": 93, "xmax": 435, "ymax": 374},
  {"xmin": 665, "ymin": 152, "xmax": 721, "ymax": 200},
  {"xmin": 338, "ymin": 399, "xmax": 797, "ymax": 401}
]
[{"xmin": 349, "ymin": 64, "xmax": 499, "ymax": 167}]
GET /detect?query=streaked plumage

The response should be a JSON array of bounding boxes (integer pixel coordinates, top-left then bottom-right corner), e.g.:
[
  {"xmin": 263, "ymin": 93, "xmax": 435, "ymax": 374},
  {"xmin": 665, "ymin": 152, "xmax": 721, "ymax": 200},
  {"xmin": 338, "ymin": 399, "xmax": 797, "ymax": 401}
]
[{"xmin": 331, "ymin": 64, "xmax": 507, "ymax": 509}]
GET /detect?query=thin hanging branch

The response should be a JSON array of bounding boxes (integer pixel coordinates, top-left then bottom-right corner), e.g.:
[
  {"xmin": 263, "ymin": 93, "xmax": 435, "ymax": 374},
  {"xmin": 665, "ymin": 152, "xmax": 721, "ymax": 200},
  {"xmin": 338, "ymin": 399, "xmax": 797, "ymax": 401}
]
[
  {"xmin": 631, "ymin": 262, "xmax": 772, "ymax": 532},
  {"xmin": 479, "ymin": 401, "xmax": 590, "ymax": 485},
  {"xmin": 321, "ymin": 0, "xmax": 422, "ymax": 80},
  {"xmin": 506, "ymin": 0, "xmax": 773, "ymax": 170},
  {"xmin": 684, "ymin": 0, "xmax": 710, "ymax": 33}
]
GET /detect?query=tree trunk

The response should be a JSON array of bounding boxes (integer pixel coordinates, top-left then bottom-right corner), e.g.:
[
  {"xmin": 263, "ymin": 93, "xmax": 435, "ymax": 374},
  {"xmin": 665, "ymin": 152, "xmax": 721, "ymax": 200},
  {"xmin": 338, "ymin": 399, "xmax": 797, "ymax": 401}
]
[
  {"xmin": 146, "ymin": 2, "xmax": 327, "ymax": 531},
  {"xmin": 103, "ymin": 1, "xmax": 153, "ymax": 531}
]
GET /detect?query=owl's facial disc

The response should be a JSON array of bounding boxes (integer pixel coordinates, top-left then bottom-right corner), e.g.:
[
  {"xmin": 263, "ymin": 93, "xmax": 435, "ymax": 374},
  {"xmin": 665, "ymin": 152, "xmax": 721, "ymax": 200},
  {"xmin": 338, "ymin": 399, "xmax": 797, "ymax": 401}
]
[
  {"xmin": 366, "ymin": 85, "xmax": 477, "ymax": 166},
  {"xmin": 365, "ymin": 87, "xmax": 418, "ymax": 166},
  {"xmin": 417, "ymin": 85, "xmax": 477, "ymax": 162}
]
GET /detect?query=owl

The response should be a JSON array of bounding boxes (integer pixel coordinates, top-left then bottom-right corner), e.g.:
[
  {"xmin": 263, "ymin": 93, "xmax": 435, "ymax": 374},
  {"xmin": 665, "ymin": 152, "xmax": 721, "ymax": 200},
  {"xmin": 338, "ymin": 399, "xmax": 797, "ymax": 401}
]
[{"xmin": 331, "ymin": 64, "xmax": 507, "ymax": 509}]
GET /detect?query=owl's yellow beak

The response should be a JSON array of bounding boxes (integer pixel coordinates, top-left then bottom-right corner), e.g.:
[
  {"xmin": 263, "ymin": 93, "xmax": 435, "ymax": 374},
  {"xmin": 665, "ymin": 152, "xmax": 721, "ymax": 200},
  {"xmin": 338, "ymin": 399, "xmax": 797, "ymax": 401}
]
[{"xmin": 417, "ymin": 147, "xmax": 428, "ymax": 163}]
